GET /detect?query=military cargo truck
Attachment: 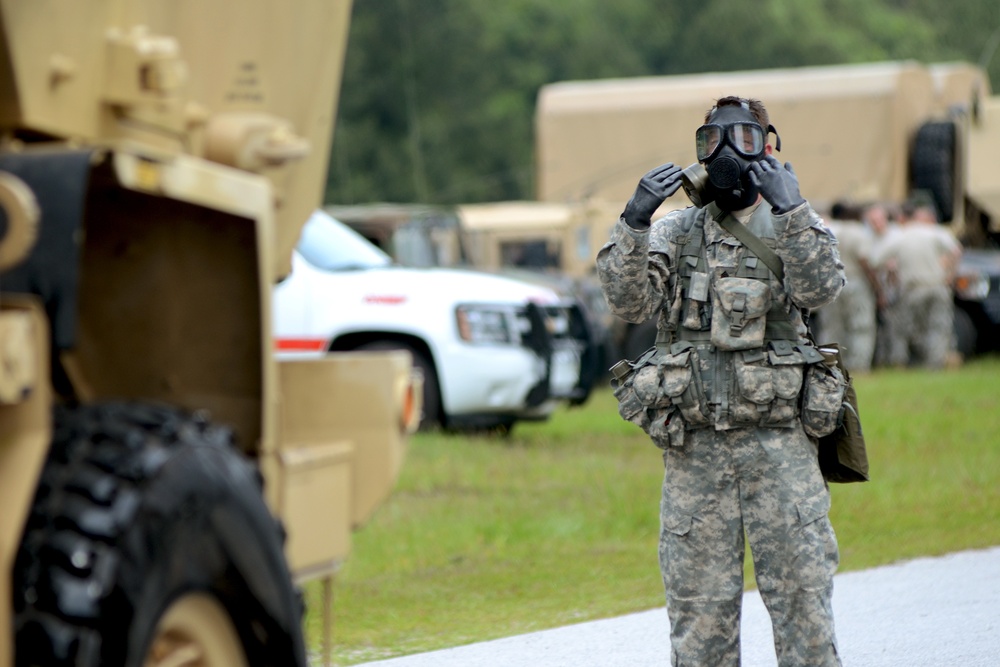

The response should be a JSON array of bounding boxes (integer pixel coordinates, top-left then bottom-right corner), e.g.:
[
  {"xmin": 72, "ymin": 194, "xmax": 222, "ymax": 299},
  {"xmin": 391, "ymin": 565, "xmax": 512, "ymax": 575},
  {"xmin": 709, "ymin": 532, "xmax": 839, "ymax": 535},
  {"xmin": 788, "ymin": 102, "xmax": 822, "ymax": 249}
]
[
  {"xmin": 536, "ymin": 60, "xmax": 1000, "ymax": 239},
  {"xmin": 0, "ymin": 2, "xmax": 420, "ymax": 666},
  {"xmin": 535, "ymin": 60, "xmax": 1000, "ymax": 358}
]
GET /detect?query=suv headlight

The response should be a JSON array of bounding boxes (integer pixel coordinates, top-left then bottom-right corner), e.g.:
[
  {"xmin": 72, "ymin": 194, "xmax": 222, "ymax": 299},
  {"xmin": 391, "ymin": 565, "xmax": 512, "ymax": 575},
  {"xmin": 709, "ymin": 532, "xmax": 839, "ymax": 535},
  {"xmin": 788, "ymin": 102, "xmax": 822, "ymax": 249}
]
[{"xmin": 456, "ymin": 304, "xmax": 515, "ymax": 344}]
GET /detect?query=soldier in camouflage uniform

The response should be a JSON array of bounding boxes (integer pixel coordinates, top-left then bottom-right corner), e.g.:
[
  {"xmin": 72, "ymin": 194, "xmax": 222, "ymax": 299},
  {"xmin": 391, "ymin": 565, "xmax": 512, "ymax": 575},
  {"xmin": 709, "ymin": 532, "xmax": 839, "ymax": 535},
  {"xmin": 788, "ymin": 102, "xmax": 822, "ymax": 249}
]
[
  {"xmin": 821, "ymin": 203, "xmax": 879, "ymax": 372},
  {"xmin": 597, "ymin": 97, "xmax": 846, "ymax": 666},
  {"xmin": 870, "ymin": 201, "xmax": 961, "ymax": 368}
]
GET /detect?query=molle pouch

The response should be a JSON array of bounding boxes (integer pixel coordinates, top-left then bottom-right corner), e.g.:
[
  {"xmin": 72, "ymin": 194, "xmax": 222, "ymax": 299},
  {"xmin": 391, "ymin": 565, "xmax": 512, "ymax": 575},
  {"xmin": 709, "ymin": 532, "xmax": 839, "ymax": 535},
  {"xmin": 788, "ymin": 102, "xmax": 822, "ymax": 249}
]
[
  {"xmin": 801, "ymin": 358, "xmax": 848, "ymax": 438},
  {"xmin": 647, "ymin": 409, "xmax": 686, "ymax": 450},
  {"xmin": 611, "ymin": 349, "xmax": 655, "ymax": 432},
  {"xmin": 631, "ymin": 364, "xmax": 672, "ymax": 410},
  {"xmin": 611, "ymin": 348, "xmax": 682, "ymax": 448},
  {"xmin": 613, "ymin": 374, "xmax": 649, "ymax": 431},
  {"xmin": 657, "ymin": 344, "xmax": 713, "ymax": 428},
  {"xmin": 765, "ymin": 347, "xmax": 805, "ymax": 424},
  {"xmin": 711, "ymin": 277, "xmax": 771, "ymax": 351},
  {"xmin": 731, "ymin": 347, "xmax": 804, "ymax": 427},
  {"xmin": 683, "ymin": 271, "xmax": 710, "ymax": 330}
]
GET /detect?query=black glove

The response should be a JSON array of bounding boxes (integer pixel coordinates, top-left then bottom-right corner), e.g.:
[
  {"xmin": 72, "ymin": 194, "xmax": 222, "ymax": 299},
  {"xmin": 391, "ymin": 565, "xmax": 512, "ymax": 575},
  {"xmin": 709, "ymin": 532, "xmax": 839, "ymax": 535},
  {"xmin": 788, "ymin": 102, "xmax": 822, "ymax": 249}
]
[
  {"xmin": 748, "ymin": 155, "xmax": 806, "ymax": 215},
  {"xmin": 622, "ymin": 163, "xmax": 682, "ymax": 230}
]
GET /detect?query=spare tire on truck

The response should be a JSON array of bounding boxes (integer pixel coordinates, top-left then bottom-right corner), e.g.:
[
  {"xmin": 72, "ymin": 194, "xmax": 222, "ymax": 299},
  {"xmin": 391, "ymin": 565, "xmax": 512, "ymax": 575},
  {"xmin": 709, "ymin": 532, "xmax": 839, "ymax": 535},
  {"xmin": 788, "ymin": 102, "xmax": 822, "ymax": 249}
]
[
  {"xmin": 13, "ymin": 402, "xmax": 306, "ymax": 667},
  {"xmin": 910, "ymin": 121, "xmax": 957, "ymax": 222}
]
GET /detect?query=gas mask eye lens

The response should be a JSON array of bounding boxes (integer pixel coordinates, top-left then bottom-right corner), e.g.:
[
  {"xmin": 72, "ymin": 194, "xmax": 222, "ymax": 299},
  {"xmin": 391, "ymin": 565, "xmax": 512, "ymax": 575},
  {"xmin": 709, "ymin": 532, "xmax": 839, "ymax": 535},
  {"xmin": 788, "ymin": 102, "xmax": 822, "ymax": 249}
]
[
  {"xmin": 696, "ymin": 122, "xmax": 765, "ymax": 161},
  {"xmin": 695, "ymin": 124, "xmax": 723, "ymax": 161},
  {"xmin": 727, "ymin": 122, "xmax": 765, "ymax": 158}
]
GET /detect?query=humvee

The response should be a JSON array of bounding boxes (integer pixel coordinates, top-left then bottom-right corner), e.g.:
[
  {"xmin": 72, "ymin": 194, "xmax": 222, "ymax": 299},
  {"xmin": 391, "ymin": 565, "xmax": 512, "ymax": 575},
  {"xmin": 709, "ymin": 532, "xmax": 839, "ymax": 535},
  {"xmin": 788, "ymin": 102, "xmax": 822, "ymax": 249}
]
[{"xmin": 0, "ymin": 2, "xmax": 419, "ymax": 666}]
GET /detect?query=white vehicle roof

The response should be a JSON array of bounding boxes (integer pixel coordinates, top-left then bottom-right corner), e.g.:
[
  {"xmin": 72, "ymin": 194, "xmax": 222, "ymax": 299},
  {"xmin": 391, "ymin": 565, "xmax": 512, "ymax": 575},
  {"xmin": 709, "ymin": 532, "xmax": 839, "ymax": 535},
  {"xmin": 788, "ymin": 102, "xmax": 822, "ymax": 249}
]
[{"xmin": 296, "ymin": 210, "xmax": 565, "ymax": 303}]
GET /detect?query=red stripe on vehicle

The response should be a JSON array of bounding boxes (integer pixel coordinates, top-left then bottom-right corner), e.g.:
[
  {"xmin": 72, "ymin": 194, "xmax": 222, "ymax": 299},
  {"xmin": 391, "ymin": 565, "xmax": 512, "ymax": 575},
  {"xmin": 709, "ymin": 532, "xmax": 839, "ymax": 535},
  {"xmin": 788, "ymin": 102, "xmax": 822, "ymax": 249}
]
[
  {"xmin": 363, "ymin": 295, "xmax": 407, "ymax": 305},
  {"xmin": 275, "ymin": 338, "xmax": 327, "ymax": 351}
]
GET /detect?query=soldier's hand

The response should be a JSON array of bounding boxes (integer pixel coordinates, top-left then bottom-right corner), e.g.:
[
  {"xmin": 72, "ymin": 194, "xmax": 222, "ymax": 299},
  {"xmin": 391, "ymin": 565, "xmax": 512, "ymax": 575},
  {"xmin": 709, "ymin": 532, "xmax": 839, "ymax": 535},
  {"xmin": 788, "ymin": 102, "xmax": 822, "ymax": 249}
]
[
  {"xmin": 749, "ymin": 156, "xmax": 805, "ymax": 215},
  {"xmin": 622, "ymin": 163, "xmax": 682, "ymax": 230}
]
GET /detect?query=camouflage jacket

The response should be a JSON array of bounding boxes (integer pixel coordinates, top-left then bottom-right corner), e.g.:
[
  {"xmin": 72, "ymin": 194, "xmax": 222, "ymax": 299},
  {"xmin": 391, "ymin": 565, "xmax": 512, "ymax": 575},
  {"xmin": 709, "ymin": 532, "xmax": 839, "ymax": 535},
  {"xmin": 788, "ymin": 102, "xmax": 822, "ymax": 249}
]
[{"xmin": 597, "ymin": 200, "xmax": 845, "ymax": 431}]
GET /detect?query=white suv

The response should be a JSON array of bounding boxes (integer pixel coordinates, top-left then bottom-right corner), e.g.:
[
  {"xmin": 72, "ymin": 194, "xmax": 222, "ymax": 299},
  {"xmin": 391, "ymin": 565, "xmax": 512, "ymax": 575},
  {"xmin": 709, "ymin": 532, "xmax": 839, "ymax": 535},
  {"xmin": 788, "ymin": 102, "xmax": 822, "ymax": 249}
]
[{"xmin": 274, "ymin": 210, "xmax": 593, "ymax": 432}]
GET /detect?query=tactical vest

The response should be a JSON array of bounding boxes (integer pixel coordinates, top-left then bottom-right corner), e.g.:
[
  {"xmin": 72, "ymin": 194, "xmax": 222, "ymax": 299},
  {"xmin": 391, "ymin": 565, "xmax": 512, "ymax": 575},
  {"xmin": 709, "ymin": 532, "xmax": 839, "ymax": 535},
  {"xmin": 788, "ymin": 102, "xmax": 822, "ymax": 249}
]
[
  {"xmin": 611, "ymin": 206, "xmax": 847, "ymax": 447},
  {"xmin": 652, "ymin": 207, "xmax": 821, "ymax": 431}
]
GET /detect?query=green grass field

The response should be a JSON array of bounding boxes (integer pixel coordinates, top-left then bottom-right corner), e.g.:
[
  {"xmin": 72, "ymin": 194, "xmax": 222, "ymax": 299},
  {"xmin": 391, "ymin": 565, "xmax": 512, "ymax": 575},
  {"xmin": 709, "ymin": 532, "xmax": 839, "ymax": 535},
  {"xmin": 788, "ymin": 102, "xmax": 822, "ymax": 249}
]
[{"xmin": 308, "ymin": 355, "xmax": 1000, "ymax": 665}]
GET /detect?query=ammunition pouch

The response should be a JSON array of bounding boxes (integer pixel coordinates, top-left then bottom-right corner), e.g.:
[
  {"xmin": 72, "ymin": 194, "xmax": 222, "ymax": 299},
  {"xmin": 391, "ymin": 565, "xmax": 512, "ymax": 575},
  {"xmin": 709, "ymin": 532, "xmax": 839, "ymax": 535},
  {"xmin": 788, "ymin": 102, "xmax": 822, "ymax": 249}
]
[
  {"xmin": 711, "ymin": 277, "xmax": 771, "ymax": 350},
  {"xmin": 800, "ymin": 353, "xmax": 848, "ymax": 438},
  {"xmin": 729, "ymin": 345, "xmax": 804, "ymax": 428},
  {"xmin": 806, "ymin": 343, "xmax": 870, "ymax": 483},
  {"xmin": 610, "ymin": 347, "xmax": 689, "ymax": 449},
  {"xmin": 656, "ymin": 343, "xmax": 713, "ymax": 428}
]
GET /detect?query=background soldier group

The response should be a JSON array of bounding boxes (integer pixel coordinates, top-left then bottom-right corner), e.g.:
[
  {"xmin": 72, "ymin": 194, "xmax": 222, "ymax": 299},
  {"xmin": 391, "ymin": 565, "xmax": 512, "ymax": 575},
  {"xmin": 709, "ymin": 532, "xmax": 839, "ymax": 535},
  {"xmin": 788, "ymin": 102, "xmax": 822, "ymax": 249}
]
[{"xmin": 817, "ymin": 195, "xmax": 962, "ymax": 372}]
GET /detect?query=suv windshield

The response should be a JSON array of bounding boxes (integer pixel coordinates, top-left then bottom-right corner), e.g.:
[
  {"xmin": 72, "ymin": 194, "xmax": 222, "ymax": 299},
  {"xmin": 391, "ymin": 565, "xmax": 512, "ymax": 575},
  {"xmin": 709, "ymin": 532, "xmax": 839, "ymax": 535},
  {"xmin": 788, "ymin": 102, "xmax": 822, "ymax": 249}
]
[{"xmin": 297, "ymin": 211, "xmax": 392, "ymax": 271}]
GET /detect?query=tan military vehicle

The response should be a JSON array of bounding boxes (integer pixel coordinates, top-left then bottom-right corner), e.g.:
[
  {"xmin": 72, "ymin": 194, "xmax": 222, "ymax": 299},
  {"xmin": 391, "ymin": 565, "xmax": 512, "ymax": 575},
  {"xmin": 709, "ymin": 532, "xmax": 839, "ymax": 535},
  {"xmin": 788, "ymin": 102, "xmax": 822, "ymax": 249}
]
[
  {"xmin": 455, "ymin": 200, "xmax": 621, "ymax": 365},
  {"xmin": 536, "ymin": 60, "xmax": 1000, "ymax": 238},
  {"xmin": 455, "ymin": 200, "xmax": 613, "ymax": 278},
  {"xmin": 535, "ymin": 60, "xmax": 1000, "ymax": 358},
  {"xmin": 0, "ymin": 2, "xmax": 420, "ymax": 666}
]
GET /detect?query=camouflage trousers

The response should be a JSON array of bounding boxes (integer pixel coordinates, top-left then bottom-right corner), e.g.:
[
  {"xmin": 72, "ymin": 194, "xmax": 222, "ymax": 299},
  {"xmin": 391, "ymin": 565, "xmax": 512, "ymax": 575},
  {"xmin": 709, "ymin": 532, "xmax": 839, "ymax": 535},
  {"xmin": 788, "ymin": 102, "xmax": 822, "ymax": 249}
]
[
  {"xmin": 819, "ymin": 281, "xmax": 877, "ymax": 372},
  {"xmin": 659, "ymin": 425, "xmax": 841, "ymax": 667},
  {"xmin": 890, "ymin": 284, "xmax": 954, "ymax": 369}
]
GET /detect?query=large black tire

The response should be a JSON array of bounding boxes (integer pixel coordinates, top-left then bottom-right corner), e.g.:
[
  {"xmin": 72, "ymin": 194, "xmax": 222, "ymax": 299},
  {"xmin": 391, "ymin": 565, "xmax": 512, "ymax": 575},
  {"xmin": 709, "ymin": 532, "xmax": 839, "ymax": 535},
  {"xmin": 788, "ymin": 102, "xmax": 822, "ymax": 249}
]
[
  {"xmin": 910, "ymin": 121, "xmax": 956, "ymax": 222},
  {"xmin": 13, "ymin": 403, "xmax": 306, "ymax": 667},
  {"xmin": 953, "ymin": 305, "xmax": 978, "ymax": 359},
  {"xmin": 356, "ymin": 340, "xmax": 442, "ymax": 430}
]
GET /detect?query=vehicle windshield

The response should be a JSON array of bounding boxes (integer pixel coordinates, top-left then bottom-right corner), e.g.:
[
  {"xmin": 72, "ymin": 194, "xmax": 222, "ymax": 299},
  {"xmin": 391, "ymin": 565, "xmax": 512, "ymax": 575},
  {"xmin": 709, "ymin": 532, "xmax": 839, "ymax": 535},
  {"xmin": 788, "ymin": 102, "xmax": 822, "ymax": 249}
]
[
  {"xmin": 393, "ymin": 225, "xmax": 439, "ymax": 268},
  {"xmin": 297, "ymin": 211, "xmax": 393, "ymax": 271},
  {"xmin": 394, "ymin": 222, "xmax": 466, "ymax": 268}
]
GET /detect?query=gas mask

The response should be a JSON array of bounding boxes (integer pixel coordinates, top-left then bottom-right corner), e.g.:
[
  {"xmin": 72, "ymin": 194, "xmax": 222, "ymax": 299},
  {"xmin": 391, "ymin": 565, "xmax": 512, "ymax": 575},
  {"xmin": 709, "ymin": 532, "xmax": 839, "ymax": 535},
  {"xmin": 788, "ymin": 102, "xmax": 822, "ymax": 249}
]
[{"xmin": 680, "ymin": 106, "xmax": 779, "ymax": 210}]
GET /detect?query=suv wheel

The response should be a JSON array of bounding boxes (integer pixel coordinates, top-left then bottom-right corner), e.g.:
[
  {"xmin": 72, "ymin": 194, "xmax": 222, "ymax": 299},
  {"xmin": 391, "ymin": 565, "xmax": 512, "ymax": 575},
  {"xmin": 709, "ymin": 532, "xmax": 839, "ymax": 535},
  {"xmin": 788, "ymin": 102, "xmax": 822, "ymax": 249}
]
[{"xmin": 953, "ymin": 305, "xmax": 978, "ymax": 359}]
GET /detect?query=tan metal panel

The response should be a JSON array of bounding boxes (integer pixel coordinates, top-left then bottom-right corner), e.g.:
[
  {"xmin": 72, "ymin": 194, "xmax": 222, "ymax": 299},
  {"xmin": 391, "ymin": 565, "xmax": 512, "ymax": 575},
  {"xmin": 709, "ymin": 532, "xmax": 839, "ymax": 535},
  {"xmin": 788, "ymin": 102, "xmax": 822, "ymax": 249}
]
[
  {"xmin": 276, "ymin": 352, "xmax": 413, "ymax": 577},
  {"xmin": 0, "ymin": 0, "xmax": 352, "ymax": 281},
  {"xmin": 968, "ymin": 96, "xmax": 1000, "ymax": 231},
  {"xmin": 535, "ymin": 61, "xmax": 939, "ymax": 211},
  {"xmin": 0, "ymin": 299, "xmax": 50, "ymax": 667}
]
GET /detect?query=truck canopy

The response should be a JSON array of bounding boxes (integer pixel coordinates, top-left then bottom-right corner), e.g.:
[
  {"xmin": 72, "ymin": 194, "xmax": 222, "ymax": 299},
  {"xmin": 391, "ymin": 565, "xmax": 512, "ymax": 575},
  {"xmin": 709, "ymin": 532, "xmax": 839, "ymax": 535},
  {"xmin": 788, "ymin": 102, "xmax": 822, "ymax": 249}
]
[{"xmin": 536, "ymin": 60, "xmax": 990, "ymax": 218}]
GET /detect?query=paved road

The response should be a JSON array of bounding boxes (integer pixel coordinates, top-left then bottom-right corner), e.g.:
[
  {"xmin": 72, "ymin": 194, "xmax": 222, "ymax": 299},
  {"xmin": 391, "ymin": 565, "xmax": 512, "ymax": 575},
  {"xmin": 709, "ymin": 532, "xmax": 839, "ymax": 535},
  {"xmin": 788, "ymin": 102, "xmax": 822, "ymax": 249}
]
[{"xmin": 355, "ymin": 546, "xmax": 1000, "ymax": 666}]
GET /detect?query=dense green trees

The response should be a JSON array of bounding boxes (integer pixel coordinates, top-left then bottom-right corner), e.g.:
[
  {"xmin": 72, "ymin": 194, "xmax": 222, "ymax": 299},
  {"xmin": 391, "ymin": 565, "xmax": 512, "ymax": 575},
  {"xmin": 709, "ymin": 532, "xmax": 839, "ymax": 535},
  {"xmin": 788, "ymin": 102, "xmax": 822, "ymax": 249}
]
[{"xmin": 325, "ymin": 0, "xmax": 1000, "ymax": 206}]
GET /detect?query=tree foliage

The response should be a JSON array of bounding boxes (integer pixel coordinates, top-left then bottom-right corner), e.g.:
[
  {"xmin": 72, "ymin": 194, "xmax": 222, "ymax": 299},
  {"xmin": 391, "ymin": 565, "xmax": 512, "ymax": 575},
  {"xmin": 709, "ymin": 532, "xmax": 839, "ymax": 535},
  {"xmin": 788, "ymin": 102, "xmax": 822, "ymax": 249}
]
[{"xmin": 325, "ymin": 0, "xmax": 1000, "ymax": 206}]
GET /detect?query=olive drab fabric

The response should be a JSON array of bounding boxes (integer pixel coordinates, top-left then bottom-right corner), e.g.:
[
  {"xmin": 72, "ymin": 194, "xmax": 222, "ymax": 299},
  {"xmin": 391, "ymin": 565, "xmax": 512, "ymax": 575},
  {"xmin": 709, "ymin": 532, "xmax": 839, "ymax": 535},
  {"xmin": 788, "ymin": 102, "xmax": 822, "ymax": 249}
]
[{"xmin": 597, "ymin": 198, "xmax": 846, "ymax": 667}]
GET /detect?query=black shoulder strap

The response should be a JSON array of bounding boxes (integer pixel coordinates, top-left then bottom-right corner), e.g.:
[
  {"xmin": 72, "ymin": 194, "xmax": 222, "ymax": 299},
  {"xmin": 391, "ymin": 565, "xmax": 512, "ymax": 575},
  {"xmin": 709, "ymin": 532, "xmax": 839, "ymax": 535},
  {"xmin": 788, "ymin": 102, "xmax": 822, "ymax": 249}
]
[{"xmin": 713, "ymin": 208, "xmax": 785, "ymax": 282}]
